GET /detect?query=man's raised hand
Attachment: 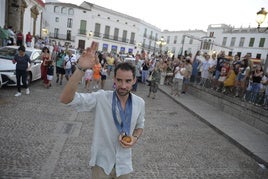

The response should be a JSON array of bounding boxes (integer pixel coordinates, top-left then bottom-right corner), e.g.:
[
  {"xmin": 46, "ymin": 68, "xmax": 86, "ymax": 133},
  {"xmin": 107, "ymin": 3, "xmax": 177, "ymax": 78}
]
[{"xmin": 78, "ymin": 41, "xmax": 99, "ymax": 69}]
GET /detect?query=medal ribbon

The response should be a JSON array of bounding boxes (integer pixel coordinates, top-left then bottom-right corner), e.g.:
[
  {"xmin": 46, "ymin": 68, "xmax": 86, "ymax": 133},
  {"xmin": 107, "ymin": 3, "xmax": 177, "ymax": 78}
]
[{"xmin": 112, "ymin": 91, "xmax": 132, "ymax": 136}]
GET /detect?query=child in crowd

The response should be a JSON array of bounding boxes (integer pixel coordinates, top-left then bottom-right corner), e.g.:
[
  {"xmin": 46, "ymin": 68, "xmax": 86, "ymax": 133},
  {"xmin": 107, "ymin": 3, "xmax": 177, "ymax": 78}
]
[
  {"xmin": 100, "ymin": 63, "xmax": 108, "ymax": 89},
  {"xmin": 46, "ymin": 61, "xmax": 54, "ymax": 88},
  {"xmin": 84, "ymin": 68, "xmax": 93, "ymax": 92},
  {"xmin": 216, "ymin": 61, "xmax": 230, "ymax": 91}
]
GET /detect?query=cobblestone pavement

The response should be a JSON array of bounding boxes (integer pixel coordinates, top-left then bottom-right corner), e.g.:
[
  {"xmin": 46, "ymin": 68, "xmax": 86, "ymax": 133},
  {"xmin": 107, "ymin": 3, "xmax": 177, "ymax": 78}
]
[{"xmin": 0, "ymin": 77, "xmax": 267, "ymax": 179}]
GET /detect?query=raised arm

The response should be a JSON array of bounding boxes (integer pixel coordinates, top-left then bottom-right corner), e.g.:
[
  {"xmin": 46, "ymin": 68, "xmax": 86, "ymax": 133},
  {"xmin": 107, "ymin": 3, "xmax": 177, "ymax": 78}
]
[{"xmin": 60, "ymin": 41, "xmax": 99, "ymax": 104}]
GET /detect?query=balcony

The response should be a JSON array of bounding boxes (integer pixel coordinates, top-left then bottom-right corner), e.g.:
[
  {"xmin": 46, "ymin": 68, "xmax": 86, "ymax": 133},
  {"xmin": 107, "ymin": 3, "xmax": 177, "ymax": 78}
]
[
  {"xmin": 78, "ymin": 29, "xmax": 87, "ymax": 35},
  {"xmin": 93, "ymin": 32, "xmax": 134, "ymax": 44},
  {"xmin": 49, "ymin": 33, "xmax": 75, "ymax": 42}
]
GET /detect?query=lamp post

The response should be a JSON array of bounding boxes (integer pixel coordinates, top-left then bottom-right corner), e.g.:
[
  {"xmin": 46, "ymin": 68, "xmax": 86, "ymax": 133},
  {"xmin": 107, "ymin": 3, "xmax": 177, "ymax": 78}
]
[
  {"xmin": 256, "ymin": 8, "xmax": 268, "ymax": 76},
  {"xmin": 256, "ymin": 7, "xmax": 268, "ymax": 32},
  {"xmin": 156, "ymin": 36, "xmax": 166, "ymax": 55}
]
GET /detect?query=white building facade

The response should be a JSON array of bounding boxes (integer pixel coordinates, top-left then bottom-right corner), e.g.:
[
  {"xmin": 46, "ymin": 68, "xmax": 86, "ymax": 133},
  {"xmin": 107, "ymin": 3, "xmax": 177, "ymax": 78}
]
[{"xmin": 43, "ymin": 2, "xmax": 267, "ymax": 67}]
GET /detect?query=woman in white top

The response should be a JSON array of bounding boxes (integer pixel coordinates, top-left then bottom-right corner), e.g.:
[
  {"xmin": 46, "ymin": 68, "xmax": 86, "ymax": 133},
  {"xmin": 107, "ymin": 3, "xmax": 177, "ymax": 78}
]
[{"xmin": 171, "ymin": 61, "xmax": 185, "ymax": 96}]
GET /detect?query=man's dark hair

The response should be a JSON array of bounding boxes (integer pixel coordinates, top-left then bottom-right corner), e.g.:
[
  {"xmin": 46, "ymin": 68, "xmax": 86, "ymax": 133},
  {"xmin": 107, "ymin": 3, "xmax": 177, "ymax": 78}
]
[
  {"xmin": 114, "ymin": 62, "xmax": 136, "ymax": 79},
  {"xmin": 18, "ymin": 45, "xmax": 25, "ymax": 52}
]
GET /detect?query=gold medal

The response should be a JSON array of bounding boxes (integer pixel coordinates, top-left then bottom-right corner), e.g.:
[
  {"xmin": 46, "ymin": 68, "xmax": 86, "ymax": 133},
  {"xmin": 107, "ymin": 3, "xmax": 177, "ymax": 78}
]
[{"xmin": 122, "ymin": 135, "xmax": 132, "ymax": 143}]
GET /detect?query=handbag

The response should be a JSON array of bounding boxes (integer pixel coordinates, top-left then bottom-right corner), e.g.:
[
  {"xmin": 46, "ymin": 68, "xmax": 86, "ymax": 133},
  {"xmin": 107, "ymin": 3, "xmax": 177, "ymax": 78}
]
[{"xmin": 147, "ymin": 71, "xmax": 154, "ymax": 82}]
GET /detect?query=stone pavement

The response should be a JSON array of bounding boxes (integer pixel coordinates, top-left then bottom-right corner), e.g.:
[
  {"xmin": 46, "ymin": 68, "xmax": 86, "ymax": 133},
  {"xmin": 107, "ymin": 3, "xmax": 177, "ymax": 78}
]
[{"xmin": 158, "ymin": 84, "xmax": 268, "ymax": 168}]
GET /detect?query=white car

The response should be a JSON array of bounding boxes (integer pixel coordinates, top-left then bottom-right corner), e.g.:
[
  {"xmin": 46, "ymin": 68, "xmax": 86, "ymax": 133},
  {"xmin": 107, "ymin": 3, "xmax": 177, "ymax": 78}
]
[
  {"xmin": 124, "ymin": 57, "xmax": 136, "ymax": 65},
  {"xmin": 0, "ymin": 72, "xmax": 3, "ymax": 88},
  {"xmin": 0, "ymin": 46, "xmax": 42, "ymax": 87}
]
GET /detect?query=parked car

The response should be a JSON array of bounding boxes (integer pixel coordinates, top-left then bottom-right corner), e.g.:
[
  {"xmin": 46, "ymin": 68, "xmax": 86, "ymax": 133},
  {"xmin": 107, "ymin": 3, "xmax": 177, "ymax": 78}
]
[
  {"xmin": 0, "ymin": 72, "xmax": 4, "ymax": 88},
  {"xmin": 0, "ymin": 46, "xmax": 42, "ymax": 87},
  {"xmin": 124, "ymin": 57, "xmax": 136, "ymax": 65}
]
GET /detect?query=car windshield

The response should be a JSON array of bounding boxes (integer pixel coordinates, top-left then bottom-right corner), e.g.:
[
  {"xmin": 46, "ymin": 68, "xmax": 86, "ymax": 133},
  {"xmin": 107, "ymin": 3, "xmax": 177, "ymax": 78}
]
[{"xmin": 0, "ymin": 47, "xmax": 32, "ymax": 60}]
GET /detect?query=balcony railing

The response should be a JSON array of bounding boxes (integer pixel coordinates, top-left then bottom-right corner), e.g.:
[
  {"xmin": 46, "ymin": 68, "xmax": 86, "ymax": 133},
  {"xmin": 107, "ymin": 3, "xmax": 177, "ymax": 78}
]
[
  {"xmin": 78, "ymin": 29, "xmax": 87, "ymax": 35},
  {"xmin": 93, "ymin": 32, "xmax": 135, "ymax": 44},
  {"xmin": 49, "ymin": 33, "xmax": 75, "ymax": 42},
  {"xmin": 49, "ymin": 31, "xmax": 136, "ymax": 45}
]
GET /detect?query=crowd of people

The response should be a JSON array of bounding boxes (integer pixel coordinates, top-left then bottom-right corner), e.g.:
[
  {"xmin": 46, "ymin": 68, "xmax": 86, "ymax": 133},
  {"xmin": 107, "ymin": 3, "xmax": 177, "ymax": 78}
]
[
  {"xmin": 6, "ymin": 30, "xmax": 267, "ymax": 110},
  {"xmin": 0, "ymin": 25, "xmax": 33, "ymax": 47},
  {"xmin": 186, "ymin": 50, "xmax": 268, "ymax": 110},
  {"xmin": 111, "ymin": 49, "xmax": 268, "ymax": 110}
]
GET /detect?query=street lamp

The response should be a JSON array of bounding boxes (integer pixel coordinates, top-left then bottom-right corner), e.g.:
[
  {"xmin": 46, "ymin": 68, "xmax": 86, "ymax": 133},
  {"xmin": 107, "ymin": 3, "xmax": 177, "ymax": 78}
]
[
  {"xmin": 156, "ymin": 36, "xmax": 166, "ymax": 54},
  {"xmin": 256, "ymin": 7, "xmax": 268, "ymax": 32}
]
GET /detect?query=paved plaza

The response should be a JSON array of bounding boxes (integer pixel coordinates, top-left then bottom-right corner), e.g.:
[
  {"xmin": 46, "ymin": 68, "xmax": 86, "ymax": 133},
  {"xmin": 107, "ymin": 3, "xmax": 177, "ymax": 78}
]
[{"xmin": 0, "ymin": 77, "xmax": 267, "ymax": 178}]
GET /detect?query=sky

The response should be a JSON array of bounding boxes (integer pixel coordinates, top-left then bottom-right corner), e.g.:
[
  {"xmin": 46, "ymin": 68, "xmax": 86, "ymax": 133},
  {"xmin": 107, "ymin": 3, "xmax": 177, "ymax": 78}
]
[{"xmin": 45, "ymin": 0, "xmax": 268, "ymax": 31}]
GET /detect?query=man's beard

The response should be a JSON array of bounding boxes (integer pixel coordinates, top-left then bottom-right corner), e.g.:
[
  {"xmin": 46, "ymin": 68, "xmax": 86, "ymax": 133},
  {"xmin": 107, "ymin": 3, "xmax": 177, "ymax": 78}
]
[{"xmin": 116, "ymin": 88, "xmax": 131, "ymax": 97}]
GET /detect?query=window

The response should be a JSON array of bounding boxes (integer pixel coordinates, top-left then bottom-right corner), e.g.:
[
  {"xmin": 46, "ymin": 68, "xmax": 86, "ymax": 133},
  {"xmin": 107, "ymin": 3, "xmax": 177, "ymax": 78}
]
[
  {"xmin": 104, "ymin": 26, "xmax": 110, "ymax": 39},
  {"xmin": 239, "ymin": 37, "xmax": 245, "ymax": 47},
  {"xmin": 167, "ymin": 36, "xmax": 170, "ymax": 44},
  {"xmin": 143, "ymin": 28, "xmax": 147, "ymax": 38},
  {"xmin": 209, "ymin": 32, "xmax": 214, "ymax": 37},
  {"xmin": 54, "ymin": 28, "xmax": 59, "ymax": 38},
  {"xmin": 55, "ymin": 17, "xmax": 59, "ymax": 22},
  {"xmin": 222, "ymin": 37, "xmax": 227, "ymax": 46},
  {"xmin": 114, "ymin": 28, "xmax": 119, "ymax": 41},
  {"xmin": 203, "ymin": 40, "xmax": 211, "ymax": 50},
  {"xmin": 67, "ymin": 18, "xmax": 72, "ymax": 28},
  {"xmin": 61, "ymin": 7, "xmax": 67, "ymax": 14},
  {"xmin": 66, "ymin": 30, "xmax": 71, "ymax": 40},
  {"xmin": 172, "ymin": 47, "xmax": 176, "ymax": 54},
  {"xmin": 155, "ymin": 33, "xmax": 158, "ymax": 41},
  {"xmin": 189, "ymin": 38, "xmax": 193, "ymax": 44},
  {"xmin": 148, "ymin": 40, "xmax": 152, "ymax": 49},
  {"xmin": 259, "ymin": 38, "xmax": 265, "ymax": 47},
  {"xmin": 122, "ymin": 30, "xmax": 127, "ymax": 43},
  {"xmin": 68, "ymin": 8, "xmax": 74, "ymax": 15},
  {"xmin": 94, "ymin": 23, "xmax": 101, "ymax": 37},
  {"xmin": 173, "ymin": 36, "xmax": 177, "ymax": 44},
  {"xmin": 249, "ymin": 38, "xmax": 255, "ymax": 47},
  {"xmin": 54, "ymin": 6, "xmax": 60, "ymax": 13},
  {"xmin": 130, "ymin": 32, "xmax": 135, "ymax": 44},
  {"xmin": 79, "ymin": 20, "xmax": 87, "ymax": 35},
  {"xmin": 256, "ymin": 54, "xmax": 261, "ymax": 59},
  {"xmin": 230, "ymin": 37, "xmax": 236, "ymax": 47}
]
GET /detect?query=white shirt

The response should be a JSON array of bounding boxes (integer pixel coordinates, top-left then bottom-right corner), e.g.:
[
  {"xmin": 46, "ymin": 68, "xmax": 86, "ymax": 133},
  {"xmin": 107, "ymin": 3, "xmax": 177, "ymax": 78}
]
[
  {"xmin": 64, "ymin": 55, "xmax": 76, "ymax": 69},
  {"xmin": 174, "ymin": 66, "xmax": 184, "ymax": 79},
  {"xmin": 68, "ymin": 90, "xmax": 145, "ymax": 177}
]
